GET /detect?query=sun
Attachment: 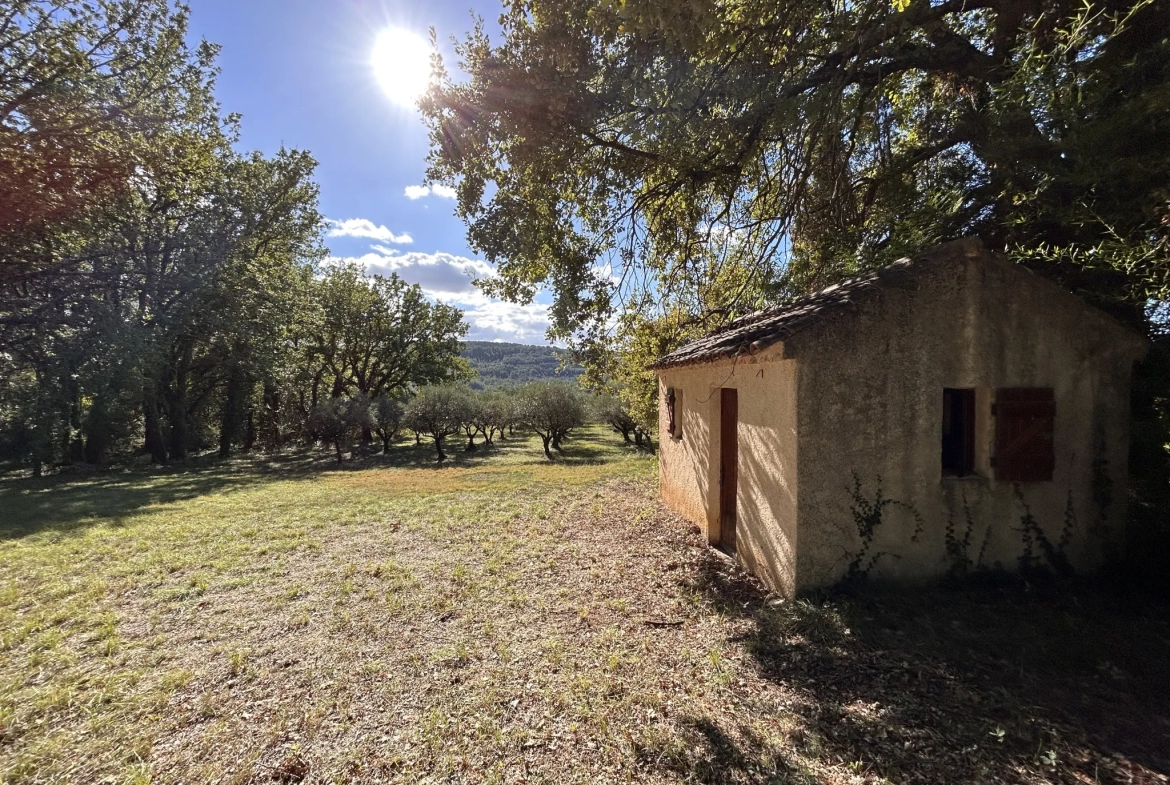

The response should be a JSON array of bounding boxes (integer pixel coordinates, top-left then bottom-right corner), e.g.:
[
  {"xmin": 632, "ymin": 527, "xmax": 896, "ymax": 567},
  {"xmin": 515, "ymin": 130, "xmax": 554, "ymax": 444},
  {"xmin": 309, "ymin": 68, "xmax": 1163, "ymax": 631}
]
[{"xmin": 372, "ymin": 27, "xmax": 433, "ymax": 108}]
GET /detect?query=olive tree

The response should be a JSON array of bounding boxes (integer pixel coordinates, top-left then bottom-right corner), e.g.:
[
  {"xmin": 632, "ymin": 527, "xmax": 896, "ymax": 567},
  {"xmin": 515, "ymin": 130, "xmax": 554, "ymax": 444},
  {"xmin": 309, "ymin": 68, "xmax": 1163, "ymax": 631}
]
[
  {"xmin": 593, "ymin": 392, "xmax": 638, "ymax": 444},
  {"xmin": 403, "ymin": 385, "xmax": 465, "ymax": 462},
  {"xmin": 457, "ymin": 389, "xmax": 484, "ymax": 452},
  {"xmin": 371, "ymin": 393, "xmax": 406, "ymax": 453},
  {"xmin": 516, "ymin": 382, "xmax": 586, "ymax": 460},
  {"xmin": 308, "ymin": 397, "xmax": 369, "ymax": 464}
]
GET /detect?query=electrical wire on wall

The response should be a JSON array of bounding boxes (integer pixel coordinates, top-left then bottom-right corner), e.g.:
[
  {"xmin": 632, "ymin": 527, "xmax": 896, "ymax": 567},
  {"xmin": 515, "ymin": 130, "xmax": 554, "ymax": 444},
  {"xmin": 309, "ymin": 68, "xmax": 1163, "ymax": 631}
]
[{"xmin": 694, "ymin": 353, "xmax": 743, "ymax": 405}]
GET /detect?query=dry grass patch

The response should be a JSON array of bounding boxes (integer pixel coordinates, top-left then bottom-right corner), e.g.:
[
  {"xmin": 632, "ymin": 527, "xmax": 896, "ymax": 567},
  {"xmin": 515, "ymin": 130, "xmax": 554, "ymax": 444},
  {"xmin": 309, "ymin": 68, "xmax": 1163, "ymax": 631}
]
[{"xmin": 0, "ymin": 429, "xmax": 1167, "ymax": 784}]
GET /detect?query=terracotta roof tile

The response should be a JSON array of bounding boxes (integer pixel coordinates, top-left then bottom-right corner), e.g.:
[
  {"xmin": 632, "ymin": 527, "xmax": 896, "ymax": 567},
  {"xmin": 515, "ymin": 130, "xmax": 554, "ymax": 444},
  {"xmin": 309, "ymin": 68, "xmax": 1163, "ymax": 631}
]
[{"xmin": 648, "ymin": 259, "xmax": 915, "ymax": 370}]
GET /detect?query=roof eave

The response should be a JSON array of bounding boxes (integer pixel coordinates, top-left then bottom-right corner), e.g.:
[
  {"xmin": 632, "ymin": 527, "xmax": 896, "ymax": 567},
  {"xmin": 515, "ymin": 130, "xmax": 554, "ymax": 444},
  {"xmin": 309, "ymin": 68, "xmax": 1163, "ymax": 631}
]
[{"xmin": 648, "ymin": 336, "xmax": 784, "ymax": 372}]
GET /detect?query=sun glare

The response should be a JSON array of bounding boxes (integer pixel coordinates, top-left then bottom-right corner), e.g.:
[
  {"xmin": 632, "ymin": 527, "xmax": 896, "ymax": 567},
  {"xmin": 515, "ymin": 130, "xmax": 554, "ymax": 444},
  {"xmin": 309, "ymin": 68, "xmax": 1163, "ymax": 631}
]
[{"xmin": 372, "ymin": 27, "xmax": 432, "ymax": 108}]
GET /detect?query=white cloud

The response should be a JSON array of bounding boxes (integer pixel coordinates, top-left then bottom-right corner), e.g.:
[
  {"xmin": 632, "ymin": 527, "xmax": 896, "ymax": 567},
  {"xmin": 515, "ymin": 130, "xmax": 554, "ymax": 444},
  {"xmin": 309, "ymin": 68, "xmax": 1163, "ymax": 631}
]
[
  {"xmin": 460, "ymin": 299, "xmax": 552, "ymax": 343},
  {"xmin": 326, "ymin": 218, "xmax": 413, "ymax": 244},
  {"xmin": 327, "ymin": 248, "xmax": 550, "ymax": 343},
  {"xmin": 404, "ymin": 183, "xmax": 457, "ymax": 200}
]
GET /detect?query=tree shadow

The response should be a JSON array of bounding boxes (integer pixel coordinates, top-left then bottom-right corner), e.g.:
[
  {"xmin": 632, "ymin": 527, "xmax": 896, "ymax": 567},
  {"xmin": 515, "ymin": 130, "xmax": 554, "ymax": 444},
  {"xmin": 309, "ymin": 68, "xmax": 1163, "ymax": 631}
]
[
  {"xmin": 677, "ymin": 551, "xmax": 1170, "ymax": 783},
  {"xmin": 632, "ymin": 716, "xmax": 814, "ymax": 784},
  {"xmin": 0, "ymin": 428, "xmax": 640, "ymax": 541},
  {"xmin": 0, "ymin": 462, "xmax": 283, "ymax": 541}
]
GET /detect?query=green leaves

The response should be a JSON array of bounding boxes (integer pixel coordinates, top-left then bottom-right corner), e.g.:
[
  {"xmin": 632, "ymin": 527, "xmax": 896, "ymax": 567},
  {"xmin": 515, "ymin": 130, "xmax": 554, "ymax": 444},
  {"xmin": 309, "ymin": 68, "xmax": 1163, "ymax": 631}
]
[{"xmin": 421, "ymin": 0, "xmax": 1170, "ymax": 399}]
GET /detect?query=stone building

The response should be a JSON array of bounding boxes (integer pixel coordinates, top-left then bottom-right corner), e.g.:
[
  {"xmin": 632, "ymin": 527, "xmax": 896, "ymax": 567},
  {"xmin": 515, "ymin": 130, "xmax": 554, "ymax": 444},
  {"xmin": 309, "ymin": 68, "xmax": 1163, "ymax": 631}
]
[{"xmin": 651, "ymin": 239, "xmax": 1148, "ymax": 596}]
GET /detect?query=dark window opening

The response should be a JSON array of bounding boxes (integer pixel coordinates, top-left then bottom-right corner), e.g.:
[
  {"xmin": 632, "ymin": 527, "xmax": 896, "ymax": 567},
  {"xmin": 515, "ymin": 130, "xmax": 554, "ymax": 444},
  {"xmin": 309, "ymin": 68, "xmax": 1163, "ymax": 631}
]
[
  {"xmin": 665, "ymin": 387, "xmax": 677, "ymax": 438},
  {"xmin": 995, "ymin": 388, "xmax": 1055, "ymax": 482},
  {"xmin": 942, "ymin": 388, "xmax": 976, "ymax": 477}
]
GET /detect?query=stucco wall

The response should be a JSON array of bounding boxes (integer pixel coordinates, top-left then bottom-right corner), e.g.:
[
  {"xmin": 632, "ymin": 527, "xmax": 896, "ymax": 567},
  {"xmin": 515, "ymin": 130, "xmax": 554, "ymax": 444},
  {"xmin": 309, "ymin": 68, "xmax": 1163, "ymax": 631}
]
[
  {"xmin": 657, "ymin": 349, "xmax": 800, "ymax": 596},
  {"xmin": 791, "ymin": 243, "xmax": 1147, "ymax": 590}
]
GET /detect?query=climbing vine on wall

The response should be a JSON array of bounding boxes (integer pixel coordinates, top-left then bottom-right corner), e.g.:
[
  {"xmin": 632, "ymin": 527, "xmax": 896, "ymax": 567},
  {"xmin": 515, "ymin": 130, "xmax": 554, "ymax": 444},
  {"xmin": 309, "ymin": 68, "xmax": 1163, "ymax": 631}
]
[
  {"xmin": 943, "ymin": 490, "xmax": 994, "ymax": 580},
  {"xmin": 1014, "ymin": 486, "xmax": 1077, "ymax": 579},
  {"xmin": 841, "ymin": 473, "xmax": 924, "ymax": 586}
]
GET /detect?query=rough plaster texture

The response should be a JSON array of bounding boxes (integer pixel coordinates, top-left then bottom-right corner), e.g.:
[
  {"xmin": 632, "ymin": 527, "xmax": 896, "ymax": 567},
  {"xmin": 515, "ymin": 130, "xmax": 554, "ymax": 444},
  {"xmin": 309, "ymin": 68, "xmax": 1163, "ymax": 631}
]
[
  {"xmin": 658, "ymin": 347, "xmax": 799, "ymax": 596},
  {"xmin": 657, "ymin": 240, "xmax": 1147, "ymax": 596}
]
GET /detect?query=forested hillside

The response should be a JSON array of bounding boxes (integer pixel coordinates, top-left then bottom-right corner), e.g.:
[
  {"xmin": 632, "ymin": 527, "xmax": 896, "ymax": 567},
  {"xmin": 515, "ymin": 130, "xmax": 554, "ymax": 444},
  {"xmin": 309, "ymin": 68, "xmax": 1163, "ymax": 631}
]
[{"xmin": 462, "ymin": 342, "xmax": 583, "ymax": 389}]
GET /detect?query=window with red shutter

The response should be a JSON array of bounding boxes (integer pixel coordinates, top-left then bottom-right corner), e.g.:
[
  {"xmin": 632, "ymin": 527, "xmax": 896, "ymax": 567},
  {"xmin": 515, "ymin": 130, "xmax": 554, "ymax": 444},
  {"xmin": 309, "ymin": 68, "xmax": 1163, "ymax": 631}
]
[{"xmin": 994, "ymin": 388, "xmax": 1055, "ymax": 482}]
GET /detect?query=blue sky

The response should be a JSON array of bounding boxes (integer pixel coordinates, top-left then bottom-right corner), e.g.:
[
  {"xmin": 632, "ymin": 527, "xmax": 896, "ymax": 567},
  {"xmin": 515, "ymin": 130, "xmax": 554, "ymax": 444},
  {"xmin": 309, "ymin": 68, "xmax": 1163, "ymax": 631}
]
[{"xmin": 185, "ymin": 0, "xmax": 553, "ymax": 344}]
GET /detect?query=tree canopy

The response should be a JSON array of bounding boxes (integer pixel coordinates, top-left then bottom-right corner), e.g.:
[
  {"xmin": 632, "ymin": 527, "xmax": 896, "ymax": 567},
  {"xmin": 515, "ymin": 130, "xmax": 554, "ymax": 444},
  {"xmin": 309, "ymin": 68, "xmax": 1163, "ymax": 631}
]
[
  {"xmin": 0, "ymin": 1, "xmax": 472, "ymax": 473},
  {"xmin": 422, "ymin": 0, "xmax": 1170, "ymax": 360}
]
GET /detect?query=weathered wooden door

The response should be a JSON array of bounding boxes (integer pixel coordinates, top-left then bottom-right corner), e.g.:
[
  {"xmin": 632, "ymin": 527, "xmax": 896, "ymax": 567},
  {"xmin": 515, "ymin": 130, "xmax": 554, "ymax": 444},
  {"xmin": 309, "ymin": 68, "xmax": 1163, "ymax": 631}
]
[{"xmin": 719, "ymin": 388, "xmax": 739, "ymax": 554}]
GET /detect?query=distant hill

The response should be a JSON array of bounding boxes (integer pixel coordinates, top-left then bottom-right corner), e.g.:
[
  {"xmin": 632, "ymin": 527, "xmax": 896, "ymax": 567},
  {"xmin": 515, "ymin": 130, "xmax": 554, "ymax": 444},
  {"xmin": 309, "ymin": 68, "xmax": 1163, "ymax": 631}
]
[{"xmin": 462, "ymin": 341, "xmax": 584, "ymax": 390}]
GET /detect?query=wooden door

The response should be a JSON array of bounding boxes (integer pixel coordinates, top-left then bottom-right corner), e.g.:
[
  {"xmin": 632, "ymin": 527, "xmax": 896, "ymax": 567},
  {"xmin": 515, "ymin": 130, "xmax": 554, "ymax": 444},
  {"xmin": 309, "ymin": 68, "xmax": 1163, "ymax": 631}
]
[{"xmin": 719, "ymin": 388, "xmax": 739, "ymax": 554}]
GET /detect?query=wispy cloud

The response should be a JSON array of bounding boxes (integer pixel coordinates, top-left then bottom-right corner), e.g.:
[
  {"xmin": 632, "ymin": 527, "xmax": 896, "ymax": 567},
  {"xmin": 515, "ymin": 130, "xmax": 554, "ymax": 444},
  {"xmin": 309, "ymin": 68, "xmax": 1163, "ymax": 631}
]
[
  {"xmin": 326, "ymin": 218, "xmax": 413, "ymax": 244},
  {"xmin": 404, "ymin": 183, "xmax": 457, "ymax": 200}
]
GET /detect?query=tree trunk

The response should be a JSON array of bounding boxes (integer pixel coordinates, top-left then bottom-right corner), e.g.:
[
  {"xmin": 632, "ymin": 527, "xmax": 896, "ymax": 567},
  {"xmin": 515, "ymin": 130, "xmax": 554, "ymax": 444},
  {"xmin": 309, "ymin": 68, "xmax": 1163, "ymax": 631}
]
[
  {"xmin": 143, "ymin": 385, "xmax": 167, "ymax": 464},
  {"xmin": 465, "ymin": 428, "xmax": 478, "ymax": 452},
  {"xmin": 381, "ymin": 433, "xmax": 391, "ymax": 453},
  {"xmin": 540, "ymin": 434, "xmax": 553, "ymax": 460},
  {"xmin": 219, "ymin": 368, "xmax": 245, "ymax": 458},
  {"xmin": 334, "ymin": 439, "xmax": 344, "ymax": 464},
  {"xmin": 361, "ymin": 426, "xmax": 374, "ymax": 446},
  {"xmin": 66, "ymin": 388, "xmax": 83, "ymax": 463},
  {"xmin": 263, "ymin": 382, "xmax": 281, "ymax": 450},
  {"xmin": 243, "ymin": 410, "xmax": 257, "ymax": 452},
  {"xmin": 84, "ymin": 394, "xmax": 109, "ymax": 466},
  {"xmin": 168, "ymin": 343, "xmax": 193, "ymax": 461},
  {"xmin": 434, "ymin": 433, "xmax": 447, "ymax": 462}
]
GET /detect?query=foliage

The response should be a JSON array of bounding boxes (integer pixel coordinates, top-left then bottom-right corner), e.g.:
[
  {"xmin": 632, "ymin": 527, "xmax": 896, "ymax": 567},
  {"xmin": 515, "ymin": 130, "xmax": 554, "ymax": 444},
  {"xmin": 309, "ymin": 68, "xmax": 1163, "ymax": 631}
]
[
  {"xmin": 309, "ymin": 264, "xmax": 470, "ymax": 403},
  {"xmin": 0, "ymin": 7, "xmax": 471, "ymax": 473},
  {"xmin": 593, "ymin": 391, "xmax": 638, "ymax": 443},
  {"xmin": 842, "ymin": 474, "xmax": 923, "ymax": 586},
  {"xmin": 421, "ymin": 0, "xmax": 1170, "ymax": 471},
  {"xmin": 462, "ymin": 341, "xmax": 583, "ymax": 389},
  {"xmin": 0, "ymin": 0, "xmax": 218, "ymax": 241},
  {"xmin": 470, "ymin": 389, "xmax": 513, "ymax": 445},
  {"xmin": 371, "ymin": 394, "xmax": 406, "ymax": 454},
  {"xmin": 308, "ymin": 397, "xmax": 369, "ymax": 464},
  {"xmin": 1013, "ymin": 486, "xmax": 1076, "ymax": 579},
  {"xmin": 403, "ymin": 385, "xmax": 467, "ymax": 462},
  {"xmin": 515, "ymin": 381, "xmax": 587, "ymax": 459},
  {"xmin": 943, "ymin": 491, "xmax": 994, "ymax": 580}
]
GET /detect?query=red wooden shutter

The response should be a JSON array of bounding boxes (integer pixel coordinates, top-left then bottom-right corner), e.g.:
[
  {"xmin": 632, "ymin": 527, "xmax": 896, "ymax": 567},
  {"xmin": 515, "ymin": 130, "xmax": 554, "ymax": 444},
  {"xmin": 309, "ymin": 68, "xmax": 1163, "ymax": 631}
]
[{"xmin": 995, "ymin": 388, "xmax": 1055, "ymax": 482}]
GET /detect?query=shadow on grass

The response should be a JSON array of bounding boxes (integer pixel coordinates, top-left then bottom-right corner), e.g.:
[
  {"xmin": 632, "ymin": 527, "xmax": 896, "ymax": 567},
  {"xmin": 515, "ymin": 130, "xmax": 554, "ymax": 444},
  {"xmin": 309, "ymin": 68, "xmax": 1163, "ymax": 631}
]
[
  {"xmin": 656, "ymin": 552, "xmax": 1170, "ymax": 784},
  {"xmin": 0, "ymin": 428, "xmax": 643, "ymax": 541}
]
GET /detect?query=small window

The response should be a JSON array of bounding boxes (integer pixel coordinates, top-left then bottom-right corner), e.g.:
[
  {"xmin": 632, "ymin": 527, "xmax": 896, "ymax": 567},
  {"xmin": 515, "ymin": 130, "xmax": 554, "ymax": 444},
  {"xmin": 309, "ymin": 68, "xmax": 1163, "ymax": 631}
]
[
  {"xmin": 665, "ymin": 387, "xmax": 677, "ymax": 438},
  {"xmin": 995, "ymin": 388, "xmax": 1055, "ymax": 482},
  {"xmin": 942, "ymin": 388, "xmax": 976, "ymax": 477}
]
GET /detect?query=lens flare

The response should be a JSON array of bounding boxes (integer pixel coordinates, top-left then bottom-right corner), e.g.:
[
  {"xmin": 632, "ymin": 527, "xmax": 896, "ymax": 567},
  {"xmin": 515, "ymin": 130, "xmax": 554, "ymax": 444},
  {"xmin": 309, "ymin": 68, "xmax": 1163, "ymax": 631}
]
[{"xmin": 372, "ymin": 27, "xmax": 432, "ymax": 108}]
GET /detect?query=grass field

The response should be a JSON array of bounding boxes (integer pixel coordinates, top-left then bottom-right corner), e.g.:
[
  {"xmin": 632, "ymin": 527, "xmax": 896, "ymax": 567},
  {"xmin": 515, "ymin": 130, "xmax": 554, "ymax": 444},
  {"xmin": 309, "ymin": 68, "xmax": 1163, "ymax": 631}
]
[{"xmin": 1, "ymin": 427, "xmax": 1168, "ymax": 784}]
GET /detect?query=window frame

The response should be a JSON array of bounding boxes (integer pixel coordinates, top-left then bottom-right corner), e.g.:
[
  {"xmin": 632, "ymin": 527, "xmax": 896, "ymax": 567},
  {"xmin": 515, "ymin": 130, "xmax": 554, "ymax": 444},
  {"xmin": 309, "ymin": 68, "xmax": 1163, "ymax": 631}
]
[
  {"xmin": 665, "ymin": 387, "xmax": 678, "ymax": 439},
  {"xmin": 941, "ymin": 388, "xmax": 977, "ymax": 478}
]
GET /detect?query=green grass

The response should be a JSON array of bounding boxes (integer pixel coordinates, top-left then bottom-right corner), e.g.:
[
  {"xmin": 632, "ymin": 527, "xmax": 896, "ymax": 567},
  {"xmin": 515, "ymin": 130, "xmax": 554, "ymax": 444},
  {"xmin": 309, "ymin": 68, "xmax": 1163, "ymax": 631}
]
[{"xmin": 0, "ymin": 426, "xmax": 1166, "ymax": 784}]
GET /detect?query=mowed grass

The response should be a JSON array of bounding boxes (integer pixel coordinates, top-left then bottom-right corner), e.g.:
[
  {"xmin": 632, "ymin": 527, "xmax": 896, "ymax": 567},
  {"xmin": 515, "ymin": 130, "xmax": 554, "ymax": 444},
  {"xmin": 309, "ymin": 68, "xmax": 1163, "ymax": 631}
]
[{"xmin": 1, "ymin": 426, "xmax": 1168, "ymax": 784}]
